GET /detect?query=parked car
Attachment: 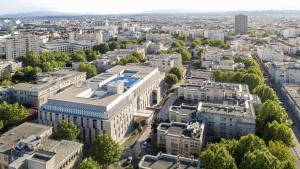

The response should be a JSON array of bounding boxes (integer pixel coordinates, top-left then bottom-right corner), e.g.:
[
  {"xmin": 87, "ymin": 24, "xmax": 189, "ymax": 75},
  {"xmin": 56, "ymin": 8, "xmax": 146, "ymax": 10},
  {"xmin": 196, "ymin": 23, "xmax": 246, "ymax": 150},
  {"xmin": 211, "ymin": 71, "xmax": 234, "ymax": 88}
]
[{"xmin": 142, "ymin": 141, "xmax": 148, "ymax": 149}]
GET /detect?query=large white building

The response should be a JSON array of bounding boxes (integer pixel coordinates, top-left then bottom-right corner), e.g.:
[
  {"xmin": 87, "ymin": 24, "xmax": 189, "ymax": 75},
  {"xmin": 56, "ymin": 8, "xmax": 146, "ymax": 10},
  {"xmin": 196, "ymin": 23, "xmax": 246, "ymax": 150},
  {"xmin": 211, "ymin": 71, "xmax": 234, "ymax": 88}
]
[
  {"xmin": 39, "ymin": 65, "xmax": 164, "ymax": 143},
  {"xmin": 6, "ymin": 34, "xmax": 40, "ymax": 60}
]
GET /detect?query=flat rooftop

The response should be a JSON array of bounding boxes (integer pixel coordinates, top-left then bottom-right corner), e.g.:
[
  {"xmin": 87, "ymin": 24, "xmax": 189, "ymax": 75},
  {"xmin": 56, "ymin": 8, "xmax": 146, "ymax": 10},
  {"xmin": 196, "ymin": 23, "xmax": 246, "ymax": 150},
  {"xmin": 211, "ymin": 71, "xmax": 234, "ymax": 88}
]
[
  {"xmin": 12, "ymin": 68, "xmax": 85, "ymax": 92},
  {"xmin": 139, "ymin": 153, "xmax": 200, "ymax": 169},
  {"xmin": 283, "ymin": 84, "xmax": 300, "ymax": 106},
  {"xmin": 39, "ymin": 139, "xmax": 83, "ymax": 168},
  {"xmin": 46, "ymin": 65, "xmax": 157, "ymax": 107},
  {"xmin": 0, "ymin": 123, "xmax": 52, "ymax": 153},
  {"xmin": 158, "ymin": 122, "xmax": 203, "ymax": 139}
]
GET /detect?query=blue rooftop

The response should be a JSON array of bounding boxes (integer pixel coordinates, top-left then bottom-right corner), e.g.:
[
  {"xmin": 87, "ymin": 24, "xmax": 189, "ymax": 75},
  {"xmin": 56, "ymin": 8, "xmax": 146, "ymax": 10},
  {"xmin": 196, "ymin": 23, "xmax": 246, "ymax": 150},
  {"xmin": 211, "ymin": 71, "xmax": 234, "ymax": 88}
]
[{"xmin": 109, "ymin": 77, "xmax": 141, "ymax": 88}]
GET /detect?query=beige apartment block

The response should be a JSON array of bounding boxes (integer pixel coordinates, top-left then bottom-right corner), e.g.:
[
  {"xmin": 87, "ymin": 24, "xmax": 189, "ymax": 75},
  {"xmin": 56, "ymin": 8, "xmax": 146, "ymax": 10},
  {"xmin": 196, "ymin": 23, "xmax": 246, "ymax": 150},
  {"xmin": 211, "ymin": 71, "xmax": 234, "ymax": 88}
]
[
  {"xmin": 157, "ymin": 122, "xmax": 205, "ymax": 157},
  {"xmin": 6, "ymin": 34, "xmax": 40, "ymax": 60},
  {"xmin": 39, "ymin": 65, "xmax": 164, "ymax": 143}
]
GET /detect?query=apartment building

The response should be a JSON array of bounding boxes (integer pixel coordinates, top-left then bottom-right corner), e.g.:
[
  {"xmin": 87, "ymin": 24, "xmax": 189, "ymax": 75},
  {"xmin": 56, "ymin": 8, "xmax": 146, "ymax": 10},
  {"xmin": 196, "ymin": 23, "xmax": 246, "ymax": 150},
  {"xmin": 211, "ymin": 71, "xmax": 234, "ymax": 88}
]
[
  {"xmin": 281, "ymin": 84, "xmax": 300, "ymax": 121},
  {"xmin": 235, "ymin": 14, "xmax": 248, "ymax": 35},
  {"xmin": 138, "ymin": 153, "xmax": 201, "ymax": 169},
  {"xmin": 10, "ymin": 68, "xmax": 86, "ymax": 107},
  {"xmin": 69, "ymin": 29, "xmax": 103, "ymax": 44},
  {"xmin": 157, "ymin": 122, "xmax": 205, "ymax": 157},
  {"xmin": 175, "ymin": 80, "xmax": 258, "ymax": 140},
  {"xmin": 0, "ymin": 60, "xmax": 21, "ymax": 73},
  {"xmin": 93, "ymin": 48, "xmax": 145, "ymax": 72},
  {"xmin": 0, "ymin": 122, "xmax": 83, "ymax": 169},
  {"xmin": 39, "ymin": 65, "xmax": 164, "ymax": 143},
  {"xmin": 257, "ymin": 48, "xmax": 290, "ymax": 62},
  {"xmin": 6, "ymin": 34, "xmax": 40, "ymax": 60},
  {"xmin": 271, "ymin": 61, "xmax": 300, "ymax": 85},
  {"xmin": 204, "ymin": 30, "xmax": 225, "ymax": 41},
  {"xmin": 147, "ymin": 54, "xmax": 183, "ymax": 72},
  {"xmin": 201, "ymin": 47, "xmax": 240, "ymax": 71},
  {"xmin": 40, "ymin": 40, "xmax": 94, "ymax": 54}
]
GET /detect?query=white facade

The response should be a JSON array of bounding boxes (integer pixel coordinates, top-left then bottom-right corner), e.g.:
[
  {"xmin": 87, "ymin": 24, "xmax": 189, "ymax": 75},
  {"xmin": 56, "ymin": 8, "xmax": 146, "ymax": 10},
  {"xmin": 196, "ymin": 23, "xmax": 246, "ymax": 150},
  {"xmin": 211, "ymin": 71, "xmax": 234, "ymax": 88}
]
[
  {"xmin": 147, "ymin": 54, "xmax": 183, "ymax": 72},
  {"xmin": 39, "ymin": 65, "xmax": 164, "ymax": 143}
]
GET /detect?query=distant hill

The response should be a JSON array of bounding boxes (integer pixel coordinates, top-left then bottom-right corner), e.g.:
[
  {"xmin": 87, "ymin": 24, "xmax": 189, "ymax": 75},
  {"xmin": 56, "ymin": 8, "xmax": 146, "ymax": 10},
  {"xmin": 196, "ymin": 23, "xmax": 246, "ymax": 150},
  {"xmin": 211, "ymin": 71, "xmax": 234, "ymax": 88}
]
[
  {"xmin": 0, "ymin": 11, "xmax": 79, "ymax": 18},
  {"xmin": 1, "ymin": 10, "xmax": 300, "ymax": 18}
]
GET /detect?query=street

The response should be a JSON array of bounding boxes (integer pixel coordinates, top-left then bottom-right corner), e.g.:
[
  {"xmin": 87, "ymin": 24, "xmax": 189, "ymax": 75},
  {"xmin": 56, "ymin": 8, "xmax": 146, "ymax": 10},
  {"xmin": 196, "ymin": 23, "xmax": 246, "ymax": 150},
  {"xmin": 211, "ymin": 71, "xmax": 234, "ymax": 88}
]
[{"xmin": 253, "ymin": 54, "xmax": 300, "ymax": 168}]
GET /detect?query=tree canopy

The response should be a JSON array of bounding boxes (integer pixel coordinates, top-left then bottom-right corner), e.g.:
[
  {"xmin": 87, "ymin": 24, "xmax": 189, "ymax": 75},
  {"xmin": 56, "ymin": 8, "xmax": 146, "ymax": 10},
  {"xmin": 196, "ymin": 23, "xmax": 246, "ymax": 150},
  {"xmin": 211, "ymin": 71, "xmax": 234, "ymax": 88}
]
[
  {"xmin": 91, "ymin": 134, "xmax": 121, "ymax": 168},
  {"xmin": 52, "ymin": 120, "xmax": 80, "ymax": 142},
  {"xmin": 200, "ymin": 144, "xmax": 237, "ymax": 169},
  {"xmin": 165, "ymin": 73, "xmax": 178, "ymax": 87},
  {"xmin": 85, "ymin": 48, "xmax": 99, "ymax": 62},
  {"xmin": 78, "ymin": 157, "xmax": 102, "ymax": 169},
  {"xmin": 12, "ymin": 66, "xmax": 42, "ymax": 83},
  {"xmin": 0, "ymin": 102, "xmax": 28, "ymax": 129},
  {"xmin": 240, "ymin": 149, "xmax": 281, "ymax": 169},
  {"xmin": 20, "ymin": 51, "xmax": 70, "ymax": 72},
  {"xmin": 263, "ymin": 121, "xmax": 294, "ymax": 147},
  {"xmin": 72, "ymin": 51, "xmax": 87, "ymax": 62},
  {"xmin": 109, "ymin": 41, "xmax": 121, "ymax": 51},
  {"xmin": 169, "ymin": 67, "xmax": 183, "ymax": 81},
  {"xmin": 79, "ymin": 63, "xmax": 98, "ymax": 78}
]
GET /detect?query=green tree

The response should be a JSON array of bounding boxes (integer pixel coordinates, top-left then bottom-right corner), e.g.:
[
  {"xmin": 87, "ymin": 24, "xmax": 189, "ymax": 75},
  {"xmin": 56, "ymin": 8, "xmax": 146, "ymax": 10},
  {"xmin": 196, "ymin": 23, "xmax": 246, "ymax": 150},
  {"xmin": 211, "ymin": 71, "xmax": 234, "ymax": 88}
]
[
  {"xmin": 179, "ymin": 48, "xmax": 192, "ymax": 64},
  {"xmin": 197, "ymin": 48, "xmax": 205, "ymax": 58},
  {"xmin": 78, "ymin": 157, "xmax": 102, "ymax": 169},
  {"xmin": 53, "ymin": 120, "xmax": 80, "ymax": 141},
  {"xmin": 171, "ymin": 41, "xmax": 181, "ymax": 48},
  {"xmin": 240, "ymin": 149, "xmax": 281, "ymax": 169},
  {"xmin": 268, "ymin": 141, "xmax": 294, "ymax": 162},
  {"xmin": 23, "ymin": 51, "xmax": 41, "ymax": 67},
  {"xmin": 200, "ymin": 144, "xmax": 237, "ymax": 169},
  {"xmin": 190, "ymin": 39, "xmax": 201, "ymax": 48},
  {"xmin": 253, "ymin": 85, "xmax": 278, "ymax": 103},
  {"xmin": 193, "ymin": 60, "xmax": 202, "ymax": 69},
  {"xmin": 257, "ymin": 100, "xmax": 290, "ymax": 131},
  {"xmin": 169, "ymin": 67, "xmax": 182, "ymax": 81},
  {"xmin": 165, "ymin": 74, "xmax": 178, "ymax": 87},
  {"xmin": 0, "ymin": 121, "xmax": 3, "ymax": 130},
  {"xmin": 234, "ymin": 134, "xmax": 267, "ymax": 165},
  {"xmin": 0, "ymin": 102, "xmax": 28, "ymax": 128},
  {"xmin": 85, "ymin": 48, "xmax": 99, "ymax": 62},
  {"xmin": 241, "ymin": 73, "xmax": 263, "ymax": 90},
  {"xmin": 91, "ymin": 134, "xmax": 121, "ymax": 168},
  {"xmin": 99, "ymin": 43, "xmax": 110, "ymax": 54},
  {"xmin": 109, "ymin": 41, "xmax": 121, "ymax": 51},
  {"xmin": 125, "ymin": 164, "xmax": 134, "ymax": 169},
  {"xmin": 12, "ymin": 66, "xmax": 41, "ymax": 83},
  {"xmin": 263, "ymin": 121, "xmax": 294, "ymax": 147},
  {"xmin": 79, "ymin": 63, "xmax": 98, "ymax": 78},
  {"xmin": 0, "ymin": 80, "xmax": 12, "ymax": 86},
  {"xmin": 72, "ymin": 51, "xmax": 87, "ymax": 62},
  {"xmin": 0, "ymin": 71, "xmax": 11, "ymax": 82}
]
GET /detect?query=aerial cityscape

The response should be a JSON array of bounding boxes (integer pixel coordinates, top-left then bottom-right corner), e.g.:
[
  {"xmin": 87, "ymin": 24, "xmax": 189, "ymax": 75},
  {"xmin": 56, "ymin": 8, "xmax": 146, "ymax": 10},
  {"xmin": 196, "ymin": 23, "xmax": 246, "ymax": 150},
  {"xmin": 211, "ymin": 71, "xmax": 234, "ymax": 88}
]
[{"xmin": 0, "ymin": 0, "xmax": 300, "ymax": 169}]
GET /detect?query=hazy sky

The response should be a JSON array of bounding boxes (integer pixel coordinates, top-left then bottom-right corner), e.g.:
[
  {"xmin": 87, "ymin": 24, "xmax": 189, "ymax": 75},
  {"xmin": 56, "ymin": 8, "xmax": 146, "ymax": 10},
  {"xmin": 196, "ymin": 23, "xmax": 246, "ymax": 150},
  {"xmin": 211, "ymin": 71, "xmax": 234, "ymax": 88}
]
[{"xmin": 1, "ymin": 0, "xmax": 300, "ymax": 14}]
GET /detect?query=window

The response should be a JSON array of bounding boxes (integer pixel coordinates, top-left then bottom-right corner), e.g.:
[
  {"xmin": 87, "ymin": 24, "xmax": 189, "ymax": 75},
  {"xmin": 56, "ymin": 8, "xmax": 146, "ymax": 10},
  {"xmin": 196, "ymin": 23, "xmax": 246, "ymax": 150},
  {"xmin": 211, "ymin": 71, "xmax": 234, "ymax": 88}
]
[{"xmin": 93, "ymin": 120, "xmax": 97, "ymax": 129}]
